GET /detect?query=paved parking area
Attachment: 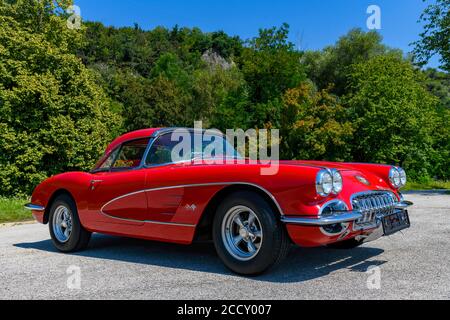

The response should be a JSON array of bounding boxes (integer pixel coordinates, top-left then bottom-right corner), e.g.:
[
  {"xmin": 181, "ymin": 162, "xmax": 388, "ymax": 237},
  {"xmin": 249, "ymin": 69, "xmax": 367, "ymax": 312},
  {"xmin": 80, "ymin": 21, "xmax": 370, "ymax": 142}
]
[{"xmin": 0, "ymin": 194, "xmax": 449, "ymax": 300}]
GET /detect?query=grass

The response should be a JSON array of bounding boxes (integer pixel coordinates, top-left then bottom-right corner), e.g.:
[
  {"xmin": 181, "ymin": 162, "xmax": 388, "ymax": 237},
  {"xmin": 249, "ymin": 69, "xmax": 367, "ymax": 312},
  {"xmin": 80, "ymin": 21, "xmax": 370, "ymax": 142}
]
[
  {"xmin": 0, "ymin": 197, "xmax": 32, "ymax": 224},
  {"xmin": 403, "ymin": 180, "xmax": 450, "ymax": 191}
]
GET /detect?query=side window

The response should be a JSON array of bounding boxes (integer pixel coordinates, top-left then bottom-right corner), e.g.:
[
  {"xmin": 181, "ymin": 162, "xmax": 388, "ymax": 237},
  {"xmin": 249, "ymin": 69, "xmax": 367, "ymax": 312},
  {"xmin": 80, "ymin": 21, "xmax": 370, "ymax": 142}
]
[
  {"xmin": 146, "ymin": 134, "xmax": 183, "ymax": 165},
  {"xmin": 97, "ymin": 147, "xmax": 120, "ymax": 171},
  {"xmin": 112, "ymin": 138, "xmax": 149, "ymax": 169}
]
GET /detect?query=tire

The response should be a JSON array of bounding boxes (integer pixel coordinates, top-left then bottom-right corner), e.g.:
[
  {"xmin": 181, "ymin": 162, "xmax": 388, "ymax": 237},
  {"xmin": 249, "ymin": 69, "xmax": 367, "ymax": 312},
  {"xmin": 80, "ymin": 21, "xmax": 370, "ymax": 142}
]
[
  {"xmin": 327, "ymin": 238, "xmax": 363, "ymax": 249},
  {"xmin": 212, "ymin": 191, "xmax": 290, "ymax": 275},
  {"xmin": 49, "ymin": 194, "xmax": 91, "ymax": 252}
]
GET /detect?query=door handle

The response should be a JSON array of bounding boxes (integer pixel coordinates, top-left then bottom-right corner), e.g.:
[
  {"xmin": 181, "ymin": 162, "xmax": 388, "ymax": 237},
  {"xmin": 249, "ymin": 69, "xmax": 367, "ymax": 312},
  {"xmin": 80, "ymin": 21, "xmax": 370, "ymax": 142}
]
[{"xmin": 90, "ymin": 180, "xmax": 103, "ymax": 191}]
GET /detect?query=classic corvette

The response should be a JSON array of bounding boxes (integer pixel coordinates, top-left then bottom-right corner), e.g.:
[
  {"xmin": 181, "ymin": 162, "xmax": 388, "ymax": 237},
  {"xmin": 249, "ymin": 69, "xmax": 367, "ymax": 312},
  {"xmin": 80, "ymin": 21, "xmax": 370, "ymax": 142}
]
[{"xmin": 26, "ymin": 128, "xmax": 412, "ymax": 275}]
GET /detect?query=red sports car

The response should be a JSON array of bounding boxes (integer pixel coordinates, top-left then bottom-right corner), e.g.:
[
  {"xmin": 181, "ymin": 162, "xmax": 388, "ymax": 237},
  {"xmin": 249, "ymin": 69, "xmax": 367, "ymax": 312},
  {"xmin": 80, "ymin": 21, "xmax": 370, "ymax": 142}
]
[{"xmin": 26, "ymin": 128, "xmax": 412, "ymax": 275}]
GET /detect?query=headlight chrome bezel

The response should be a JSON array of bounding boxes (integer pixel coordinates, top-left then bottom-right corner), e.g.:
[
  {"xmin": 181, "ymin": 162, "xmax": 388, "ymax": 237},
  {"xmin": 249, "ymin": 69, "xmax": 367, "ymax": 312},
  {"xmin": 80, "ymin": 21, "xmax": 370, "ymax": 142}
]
[
  {"xmin": 331, "ymin": 169, "xmax": 343, "ymax": 195},
  {"xmin": 389, "ymin": 166, "xmax": 407, "ymax": 189},
  {"xmin": 316, "ymin": 170, "xmax": 333, "ymax": 197},
  {"xmin": 316, "ymin": 169, "xmax": 343, "ymax": 197},
  {"xmin": 398, "ymin": 167, "xmax": 407, "ymax": 187}
]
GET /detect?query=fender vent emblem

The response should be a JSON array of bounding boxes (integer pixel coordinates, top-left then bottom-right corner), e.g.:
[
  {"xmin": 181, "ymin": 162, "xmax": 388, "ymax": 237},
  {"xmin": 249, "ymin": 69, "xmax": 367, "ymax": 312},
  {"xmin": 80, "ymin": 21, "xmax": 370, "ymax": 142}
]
[
  {"xmin": 356, "ymin": 175, "xmax": 370, "ymax": 186},
  {"xmin": 185, "ymin": 204, "xmax": 197, "ymax": 212}
]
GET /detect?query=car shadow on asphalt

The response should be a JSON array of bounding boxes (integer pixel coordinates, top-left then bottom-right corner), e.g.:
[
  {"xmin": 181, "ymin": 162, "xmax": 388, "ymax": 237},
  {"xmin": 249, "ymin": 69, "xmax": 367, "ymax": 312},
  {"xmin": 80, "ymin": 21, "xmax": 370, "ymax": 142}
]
[{"xmin": 14, "ymin": 234, "xmax": 387, "ymax": 283}]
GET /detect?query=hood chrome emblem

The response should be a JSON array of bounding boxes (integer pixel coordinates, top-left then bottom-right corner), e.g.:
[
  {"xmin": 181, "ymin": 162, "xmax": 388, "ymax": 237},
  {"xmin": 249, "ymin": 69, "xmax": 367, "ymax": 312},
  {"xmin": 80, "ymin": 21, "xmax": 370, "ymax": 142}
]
[{"xmin": 355, "ymin": 175, "xmax": 370, "ymax": 186}]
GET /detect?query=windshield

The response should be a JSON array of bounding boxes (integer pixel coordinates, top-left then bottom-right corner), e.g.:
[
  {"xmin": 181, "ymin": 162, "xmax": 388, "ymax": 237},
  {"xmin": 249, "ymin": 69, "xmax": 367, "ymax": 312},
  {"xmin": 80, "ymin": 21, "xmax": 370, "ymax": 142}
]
[{"xmin": 146, "ymin": 132, "xmax": 242, "ymax": 165}]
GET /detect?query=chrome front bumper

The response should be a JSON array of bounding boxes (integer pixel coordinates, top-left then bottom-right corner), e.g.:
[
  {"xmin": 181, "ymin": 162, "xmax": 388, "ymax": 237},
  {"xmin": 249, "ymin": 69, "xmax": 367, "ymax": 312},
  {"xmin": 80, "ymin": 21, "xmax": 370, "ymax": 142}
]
[
  {"xmin": 281, "ymin": 200, "xmax": 413, "ymax": 226},
  {"xmin": 281, "ymin": 211, "xmax": 362, "ymax": 226}
]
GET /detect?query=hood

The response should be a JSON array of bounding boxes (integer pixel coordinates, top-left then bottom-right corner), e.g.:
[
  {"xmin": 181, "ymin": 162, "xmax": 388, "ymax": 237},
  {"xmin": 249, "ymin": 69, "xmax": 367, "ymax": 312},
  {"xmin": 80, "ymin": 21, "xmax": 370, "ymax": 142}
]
[{"xmin": 280, "ymin": 160, "xmax": 394, "ymax": 192}]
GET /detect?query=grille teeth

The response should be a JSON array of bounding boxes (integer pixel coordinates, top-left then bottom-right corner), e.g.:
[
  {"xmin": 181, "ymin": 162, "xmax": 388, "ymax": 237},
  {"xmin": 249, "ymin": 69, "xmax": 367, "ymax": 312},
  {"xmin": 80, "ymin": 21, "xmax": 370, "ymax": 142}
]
[{"xmin": 352, "ymin": 192, "xmax": 397, "ymax": 225}]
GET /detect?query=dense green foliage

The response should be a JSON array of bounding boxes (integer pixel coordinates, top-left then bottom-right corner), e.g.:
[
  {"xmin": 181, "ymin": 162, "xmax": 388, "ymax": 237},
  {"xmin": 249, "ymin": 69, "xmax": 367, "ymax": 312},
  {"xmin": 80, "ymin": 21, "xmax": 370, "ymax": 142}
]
[
  {"xmin": 0, "ymin": 0, "xmax": 448, "ymax": 196},
  {"xmin": 302, "ymin": 29, "xmax": 401, "ymax": 96},
  {"xmin": 345, "ymin": 55, "xmax": 439, "ymax": 178},
  {"xmin": 0, "ymin": 0, "xmax": 120, "ymax": 195}
]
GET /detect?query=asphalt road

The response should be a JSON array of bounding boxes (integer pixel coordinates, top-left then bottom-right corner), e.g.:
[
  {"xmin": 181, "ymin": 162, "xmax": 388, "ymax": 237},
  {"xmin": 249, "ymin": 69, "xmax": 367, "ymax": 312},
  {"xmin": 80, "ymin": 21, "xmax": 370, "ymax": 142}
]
[{"xmin": 0, "ymin": 194, "xmax": 449, "ymax": 300}]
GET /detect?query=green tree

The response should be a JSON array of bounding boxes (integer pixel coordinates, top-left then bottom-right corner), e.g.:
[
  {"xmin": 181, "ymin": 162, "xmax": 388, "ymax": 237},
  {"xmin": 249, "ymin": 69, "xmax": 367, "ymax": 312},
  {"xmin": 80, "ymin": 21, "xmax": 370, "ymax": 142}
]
[
  {"xmin": 191, "ymin": 65, "xmax": 248, "ymax": 127},
  {"xmin": 120, "ymin": 74, "xmax": 189, "ymax": 130},
  {"xmin": 413, "ymin": 0, "xmax": 450, "ymax": 72},
  {"xmin": 211, "ymin": 85, "xmax": 251, "ymax": 131},
  {"xmin": 281, "ymin": 83, "xmax": 354, "ymax": 161},
  {"xmin": 345, "ymin": 55, "xmax": 440, "ymax": 179},
  {"xmin": 423, "ymin": 68, "xmax": 450, "ymax": 108},
  {"xmin": 302, "ymin": 28, "xmax": 399, "ymax": 95},
  {"xmin": 0, "ymin": 0, "xmax": 120, "ymax": 195},
  {"xmin": 150, "ymin": 52, "xmax": 192, "ymax": 90},
  {"xmin": 422, "ymin": 69, "xmax": 450, "ymax": 179},
  {"xmin": 239, "ymin": 23, "xmax": 305, "ymax": 104}
]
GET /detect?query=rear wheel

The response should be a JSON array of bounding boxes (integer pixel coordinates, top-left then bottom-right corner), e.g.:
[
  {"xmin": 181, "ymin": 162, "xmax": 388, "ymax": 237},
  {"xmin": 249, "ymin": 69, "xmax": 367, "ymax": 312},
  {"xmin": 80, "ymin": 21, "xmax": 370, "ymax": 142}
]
[
  {"xmin": 327, "ymin": 238, "xmax": 363, "ymax": 249},
  {"xmin": 213, "ymin": 191, "xmax": 290, "ymax": 275},
  {"xmin": 49, "ymin": 194, "xmax": 91, "ymax": 252}
]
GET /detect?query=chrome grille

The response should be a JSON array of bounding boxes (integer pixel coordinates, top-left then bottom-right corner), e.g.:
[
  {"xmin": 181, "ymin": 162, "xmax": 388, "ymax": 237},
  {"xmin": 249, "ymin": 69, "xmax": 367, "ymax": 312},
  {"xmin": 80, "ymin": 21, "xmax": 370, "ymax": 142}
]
[{"xmin": 352, "ymin": 191, "xmax": 397, "ymax": 225}]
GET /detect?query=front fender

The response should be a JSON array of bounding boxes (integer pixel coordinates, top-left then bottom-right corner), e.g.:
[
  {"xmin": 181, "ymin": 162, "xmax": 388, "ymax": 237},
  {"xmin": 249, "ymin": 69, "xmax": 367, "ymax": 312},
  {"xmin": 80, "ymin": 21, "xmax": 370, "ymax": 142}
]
[{"xmin": 29, "ymin": 172, "xmax": 93, "ymax": 224}]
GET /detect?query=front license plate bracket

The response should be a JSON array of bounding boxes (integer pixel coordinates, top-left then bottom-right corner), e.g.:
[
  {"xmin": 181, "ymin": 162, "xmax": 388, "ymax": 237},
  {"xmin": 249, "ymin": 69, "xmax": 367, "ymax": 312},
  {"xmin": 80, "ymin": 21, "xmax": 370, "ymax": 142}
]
[{"xmin": 382, "ymin": 210, "xmax": 410, "ymax": 236}]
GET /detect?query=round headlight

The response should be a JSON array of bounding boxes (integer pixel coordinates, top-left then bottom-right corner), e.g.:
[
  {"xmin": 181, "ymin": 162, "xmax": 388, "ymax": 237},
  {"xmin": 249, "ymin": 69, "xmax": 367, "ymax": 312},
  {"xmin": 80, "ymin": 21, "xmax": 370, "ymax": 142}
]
[
  {"xmin": 331, "ymin": 170, "xmax": 343, "ymax": 194},
  {"xmin": 398, "ymin": 167, "xmax": 407, "ymax": 187},
  {"xmin": 316, "ymin": 170, "xmax": 333, "ymax": 197},
  {"xmin": 389, "ymin": 167, "xmax": 401, "ymax": 188}
]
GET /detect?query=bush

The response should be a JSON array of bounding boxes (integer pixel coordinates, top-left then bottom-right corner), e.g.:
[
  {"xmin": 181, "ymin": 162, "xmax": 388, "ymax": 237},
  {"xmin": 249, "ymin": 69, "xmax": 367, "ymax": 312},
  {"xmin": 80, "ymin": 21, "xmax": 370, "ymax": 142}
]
[{"xmin": 0, "ymin": 0, "xmax": 121, "ymax": 196}]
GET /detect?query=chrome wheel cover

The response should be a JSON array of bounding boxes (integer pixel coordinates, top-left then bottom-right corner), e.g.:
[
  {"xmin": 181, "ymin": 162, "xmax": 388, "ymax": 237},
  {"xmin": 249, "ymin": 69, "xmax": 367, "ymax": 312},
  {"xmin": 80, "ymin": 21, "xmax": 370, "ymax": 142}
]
[
  {"xmin": 52, "ymin": 205, "xmax": 73, "ymax": 243},
  {"xmin": 221, "ymin": 206, "xmax": 263, "ymax": 261}
]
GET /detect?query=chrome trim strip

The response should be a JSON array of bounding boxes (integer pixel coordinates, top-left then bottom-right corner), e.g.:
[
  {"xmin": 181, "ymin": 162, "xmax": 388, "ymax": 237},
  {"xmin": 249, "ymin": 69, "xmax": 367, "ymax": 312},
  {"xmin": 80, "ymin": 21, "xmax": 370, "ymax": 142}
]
[
  {"xmin": 140, "ymin": 137, "xmax": 156, "ymax": 168},
  {"xmin": 24, "ymin": 204, "xmax": 45, "ymax": 211},
  {"xmin": 281, "ymin": 211, "xmax": 363, "ymax": 226},
  {"xmin": 99, "ymin": 182, "xmax": 285, "ymax": 223},
  {"xmin": 103, "ymin": 215, "xmax": 196, "ymax": 228}
]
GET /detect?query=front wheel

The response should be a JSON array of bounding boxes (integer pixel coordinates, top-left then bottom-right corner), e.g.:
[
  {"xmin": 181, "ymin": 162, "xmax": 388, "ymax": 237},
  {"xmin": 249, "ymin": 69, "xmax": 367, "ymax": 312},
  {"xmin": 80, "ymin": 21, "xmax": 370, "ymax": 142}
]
[
  {"xmin": 49, "ymin": 194, "xmax": 91, "ymax": 252},
  {"xmin": 213, "ymin": 191, "xmax": 290, "ymax": 275}
]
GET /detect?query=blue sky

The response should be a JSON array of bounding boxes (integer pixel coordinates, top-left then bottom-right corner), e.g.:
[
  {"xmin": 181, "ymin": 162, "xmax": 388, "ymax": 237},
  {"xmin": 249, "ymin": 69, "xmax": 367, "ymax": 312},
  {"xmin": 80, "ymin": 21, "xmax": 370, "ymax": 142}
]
[{"xmin": 74, "ymin": 0, "xmax": 440, "ymax": 68}]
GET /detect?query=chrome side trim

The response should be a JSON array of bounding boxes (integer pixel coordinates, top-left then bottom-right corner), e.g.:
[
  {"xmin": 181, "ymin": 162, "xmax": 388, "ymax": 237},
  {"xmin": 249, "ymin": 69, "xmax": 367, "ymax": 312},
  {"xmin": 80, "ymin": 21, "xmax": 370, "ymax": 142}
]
[
  {"xmin": 24, "ymin": 204, "xmax": 45, "ymax": 211},
  {"xmin": 99, "ymin": 182, "xmax": 285, "ymax": 223},
  {"xmin": 281, "ymin": 212, "xmax": 363, "ymax": 226},
  {"xmin": 105, "ymin": 215, "xmax": 196, "ymax": 228}
]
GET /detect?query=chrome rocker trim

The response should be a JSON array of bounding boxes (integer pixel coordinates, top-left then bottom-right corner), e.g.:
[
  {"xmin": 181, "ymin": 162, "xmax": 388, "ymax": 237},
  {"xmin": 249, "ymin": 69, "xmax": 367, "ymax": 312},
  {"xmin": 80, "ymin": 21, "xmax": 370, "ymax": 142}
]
[
  {"xmin": 24, "ymin": 203, "xmax": 45, "ymax": 211},
  {"xmin": 281, "ymin": 211, "xmax": 363, "ymax": 226},
  {"xmin": 281, "ymin": 200, "xmax": 413, "ymax": 226}
]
